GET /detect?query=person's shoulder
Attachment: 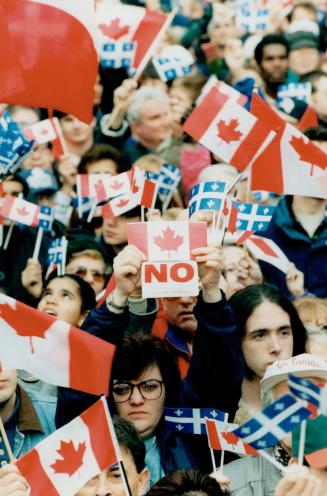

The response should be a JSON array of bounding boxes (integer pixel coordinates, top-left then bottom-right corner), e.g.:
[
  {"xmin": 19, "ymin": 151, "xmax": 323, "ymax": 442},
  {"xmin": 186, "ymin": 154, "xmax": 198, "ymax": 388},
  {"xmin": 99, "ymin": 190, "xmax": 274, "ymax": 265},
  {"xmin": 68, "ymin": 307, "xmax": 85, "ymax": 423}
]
[{"xmin": 27, "ymin": 391, "xmax": 57, "ymax": 406}]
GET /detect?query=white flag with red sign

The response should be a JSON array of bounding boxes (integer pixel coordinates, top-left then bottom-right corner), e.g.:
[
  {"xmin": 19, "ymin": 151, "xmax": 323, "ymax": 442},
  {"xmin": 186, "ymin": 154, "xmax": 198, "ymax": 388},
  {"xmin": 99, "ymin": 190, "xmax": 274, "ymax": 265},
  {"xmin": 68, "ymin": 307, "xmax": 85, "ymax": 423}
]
[
  {"xmin": 95, "ymin": 3, "xmax": 167, "ymax": 70},
  {"xmin": 206, "ymin": 418, "xmax": 258, "ymax": 457},
  {"xmin": 76, "ymin": 172, "xmax": 132, "ymax": 202},
  {"xmin": 101, "ymin": 191, "xmax": 139, "ymax": 219},
  {"xmin": 244, "ymin": 235, "xmax": 289, "ymax": 273},
  {"xmin": 127, "ymin": 221, "xmax": 207, "ymax": 261},
  {"xmin": 17, "ymin": 397, "xmax": 119, "ymax": 496},
  {"xmin": 0, "ymin": 195, "xmax": 39, "ymax": 226},
  {"xmin": 183, "ymin": 87, "xmax": 274, "ymax": 172},
  {"xmin": 197, "ymin": 76, "xmax": 248, "ymax": 106},
  {"xmin": 0, "ymin": 294, "xmax": 115, "ymax": 395},
  {"xmin": 24, "ymin": 118, "xmax": 67, "ymax": 158}
]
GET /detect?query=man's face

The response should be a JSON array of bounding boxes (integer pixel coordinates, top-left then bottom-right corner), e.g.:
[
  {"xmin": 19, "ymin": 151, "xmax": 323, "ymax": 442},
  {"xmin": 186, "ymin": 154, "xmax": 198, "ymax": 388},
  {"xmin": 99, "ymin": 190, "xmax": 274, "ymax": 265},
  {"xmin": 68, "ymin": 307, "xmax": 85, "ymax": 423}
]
[
  {"xmin": 11, "ymin": 107, "xmax": 39, "ymax": 130},
  {"xmin": 162, "ymin": 296, "xmax": 198, "ymax": 335},
  {"xmin": 86, "ymin": 160, "xmax": 118, "ymax": 175},
  {"xmin": 289, "ymin": 47, "xmax": 320, "ymax": 77},
  {"xmin": 259, "ymin": 44, "xmax": 289, "ymax": 84},
  {"xmin": 66, "ymin": 255, "xmax": 106, "ymax": 296},
  {"xmin": 3, "ymin": 180, "xmax": 23, "ymax": 197},
  {"xmin": 60, "ymin": 115, "xmax": 95, "ymax": 145},
  {"xmin": 131, "ymin": 99, "xmax": 172, "ymax": 150},
  {"xmin": 102, "ymin": 216, "xmax": 140, "ymax": 246},
  {"xmin": 21, "ymin": 144, "xmax": 54, "ymax": 171},
  {"xmin": 76, "ymin": 447, "xmax": 148, "ymax": 496},
  {"xmin": 0, "ymin": 370, "xmax": 17, "ymax": 406},
  {"xmin": 312, "ymin": 77, "xmax": 327, "ymax": 121}
]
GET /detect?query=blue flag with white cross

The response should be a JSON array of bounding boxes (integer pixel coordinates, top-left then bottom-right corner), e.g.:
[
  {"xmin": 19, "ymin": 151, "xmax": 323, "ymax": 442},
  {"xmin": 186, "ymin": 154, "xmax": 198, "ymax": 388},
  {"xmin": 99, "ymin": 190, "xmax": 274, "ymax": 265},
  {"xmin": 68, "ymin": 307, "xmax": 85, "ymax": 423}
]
[{"xmin": 164, "ymin": 407, "xmax": 226, "ymax": 435}]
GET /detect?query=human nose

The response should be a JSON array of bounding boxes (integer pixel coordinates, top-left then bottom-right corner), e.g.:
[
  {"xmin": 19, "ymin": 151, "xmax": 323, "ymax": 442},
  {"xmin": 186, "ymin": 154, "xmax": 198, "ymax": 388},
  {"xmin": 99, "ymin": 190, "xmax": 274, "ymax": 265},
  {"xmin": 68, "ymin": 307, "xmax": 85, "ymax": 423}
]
[
  {"xmin": 96, "ymin": 473, "xmax": 112, "ymax": 495},
  {"xmin": 180, "ymin": 296, "xmax": 196, "ymax": 307},
  {"xmin": 268, "ymin": 334, "xmax": 282, "ymax": 355},
  {"xmin": 129, "ymin": 385, "xmax": 145, "ymax": 405}
]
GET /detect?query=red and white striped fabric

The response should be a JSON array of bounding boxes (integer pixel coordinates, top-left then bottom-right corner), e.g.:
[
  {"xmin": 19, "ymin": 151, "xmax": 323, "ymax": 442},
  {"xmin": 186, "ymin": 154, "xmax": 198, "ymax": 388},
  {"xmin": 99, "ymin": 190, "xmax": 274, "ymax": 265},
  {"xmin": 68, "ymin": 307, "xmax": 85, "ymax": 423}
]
[
  {"xmin": 95, "ymin": 3, "xmax": 167, "ymax": 69},
  {"xmin": 250, "ymin": 93, "xmax": 327, "ymax": 198},
  {"xmin": 101, "ymin": 191, "xmax": 139, "ymax": 219},
  {"xmin": 17, "ymin": 397, "xmax": 119, "ymax": 496},
  {"xmin": 198, "ymin": 76, "xmax": 248, "ymax": 106},
  {"xmin": 24, "ymin": 118, "xmax": 67, "ymax": 158},
  {"xmin": 130, "ymin": 166, "xmax": 157, "ymax": 209},
  {"xmin": 0, "ymin": 0, "xmax": 98, "ymax": 123},
  {"xmin": 0, "ymin": 195, "xmax": 39, "ymax": 226},
  {"xmin": 0, "ymin": 294, "xmax": 115, "ymax": 395},
  {"xmin": 127, "ymin": 221, "xmax": 207, "ymax": 262},
  {"xmin": 206, "ymin": 418, "xmax": 258, "ymax": 457},
  {"xmin": 183, "ymin": 87, "xmax": 274, "ymax": 172},
  {"xmin": 76, "ymin": 172, "xmax": 132, "ymax": 202},
  {"xmin": 244, "ymin": 235, "xmax": 290, "ymax": 273}
]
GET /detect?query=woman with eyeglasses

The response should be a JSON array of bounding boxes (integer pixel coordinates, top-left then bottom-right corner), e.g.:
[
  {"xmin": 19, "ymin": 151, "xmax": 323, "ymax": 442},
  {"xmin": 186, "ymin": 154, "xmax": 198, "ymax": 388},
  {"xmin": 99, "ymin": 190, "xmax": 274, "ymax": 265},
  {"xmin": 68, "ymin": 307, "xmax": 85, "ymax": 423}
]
[{"xmin": 56, "ymin": 243, "xmax": 244, "ymax": 484}]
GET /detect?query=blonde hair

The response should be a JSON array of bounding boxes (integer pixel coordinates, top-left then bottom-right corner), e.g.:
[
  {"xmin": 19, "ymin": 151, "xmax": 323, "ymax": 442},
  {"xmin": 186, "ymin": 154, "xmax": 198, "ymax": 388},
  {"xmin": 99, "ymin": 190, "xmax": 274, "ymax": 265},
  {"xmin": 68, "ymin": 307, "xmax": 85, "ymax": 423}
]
[
  {"xmin": 293, "ymin": 296, "xmax": 327, "ymax": 330},
  {"xmin": 134, "ymin": 155, "xmax": 164, "ymax": 174}
]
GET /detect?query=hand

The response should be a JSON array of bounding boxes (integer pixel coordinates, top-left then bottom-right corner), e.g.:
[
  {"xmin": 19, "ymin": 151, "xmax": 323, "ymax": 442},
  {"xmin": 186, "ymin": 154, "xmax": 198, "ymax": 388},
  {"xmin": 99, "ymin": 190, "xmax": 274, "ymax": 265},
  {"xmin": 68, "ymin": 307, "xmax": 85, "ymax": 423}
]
[
  {"xmin": 224, "ymin": 39, "xmax": 247, "ymax": 81},
  {"xmin": 286, "ymin": 263, "xmax": 304, "ymax": 298},
  {"xmin": 21, "ymin": 258, "xmax": 43, "ymax": 299},
  {"xmin": 113, "ymin": 79, "xmax": 138, "ymax": 115},
  {"xmin": 238, "ymin": 253, "xmax": 263, "ymax": 285},
  {"xmin": 275, "ymin": 464, "xmax": 321, "ymax": 496},
  {"xmin": 57, "ymin": 154, "xmax": 79, "ymax": 194},
  {"xmin": 192, "ymin": 245, "xmax": 224, "ymax": 303},
  {"xmin": 146, "ymin": 209, "xmax": 162, "ymax": 222},
  {"xmin": 112, "ymin": 245, "xmax": 146, "ymax": 304},
  {"xmin": 210, "ymin": 470, "xmax": 231, "ymax": 492},
  {"xmin": 0, "ymin": 463, "xmax": 29, "ymax": 496}
]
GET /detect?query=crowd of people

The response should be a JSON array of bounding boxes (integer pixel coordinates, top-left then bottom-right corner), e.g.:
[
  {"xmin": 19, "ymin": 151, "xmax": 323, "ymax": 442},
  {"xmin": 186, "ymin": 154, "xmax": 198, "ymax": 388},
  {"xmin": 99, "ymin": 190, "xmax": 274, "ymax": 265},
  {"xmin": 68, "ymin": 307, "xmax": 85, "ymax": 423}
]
[{"xmin": 0, "ymin": 0, "xmax": 327, "ymax": 494}]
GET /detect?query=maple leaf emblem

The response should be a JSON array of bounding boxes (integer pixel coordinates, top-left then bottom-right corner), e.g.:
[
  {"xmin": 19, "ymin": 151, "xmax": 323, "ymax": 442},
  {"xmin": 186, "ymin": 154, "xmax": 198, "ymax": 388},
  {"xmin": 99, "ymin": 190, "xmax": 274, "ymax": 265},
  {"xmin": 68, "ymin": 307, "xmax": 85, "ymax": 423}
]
[
  {"xmin": 221, "ymin": 430, "xmax": 240, "ymax": 448},
  {"xmin": 40, "ymin": 128, "xmax": 49, "ymax": 136},
  {"xmin": 153, "ymin": 227, "xmax": 183, "ymax": 258},
  {"xmin": 216, "ymin": 118, "xmax": 242, "ymax": 143},
  {"xmin": 98, "ymin": 18, "xmax": 130, "ymax": 40},
  {"xmin": 111, "ymin": 180, "xmax": 124, "ymax": 190},
  {"xmin": 0, "ymin": 302, "xmax": 52, "ymax": 353},
  {"xmin": 16, "ymin": 206, "xmax": 30, "ymax": 217},
  {"xmin": 289, "ymin": 135, "xmax": 327, "ymax": 176},
  {"xmin": 51, "ymin": 440, "xmax": 86, "ymax": 477},
  {"xmin": 116, "ymin": 198, "xmax": 129, "ymax": 208},
  {"xmin": 131, "ymin": 179, "xmax": 139, "ymax": 194}
]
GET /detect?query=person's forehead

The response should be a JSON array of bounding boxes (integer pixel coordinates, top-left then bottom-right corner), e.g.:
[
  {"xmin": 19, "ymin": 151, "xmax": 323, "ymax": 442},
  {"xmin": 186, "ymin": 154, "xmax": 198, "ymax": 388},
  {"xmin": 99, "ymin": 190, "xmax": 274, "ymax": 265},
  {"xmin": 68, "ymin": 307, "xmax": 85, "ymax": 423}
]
[
  {"xmin": 46, "ymin": 277, "xmax": 79, "ymax": 294},
  {"xmin": 222, "ymin": 245, "xmax": 243, "ymax": 264},
  {"xmin": 70, "ymin": 254, "xmax": 104, "ymax": 267},
  {"xmin": 262, "ymin": 43, "xmax": 288, "ymax": 58},
  {"xmin": 140, "ymin": 98, "xmax": 168, "ymax": 115},
  {"xmin": 3, "ymin": 179, "xmax": 23, "ymax": 193}
]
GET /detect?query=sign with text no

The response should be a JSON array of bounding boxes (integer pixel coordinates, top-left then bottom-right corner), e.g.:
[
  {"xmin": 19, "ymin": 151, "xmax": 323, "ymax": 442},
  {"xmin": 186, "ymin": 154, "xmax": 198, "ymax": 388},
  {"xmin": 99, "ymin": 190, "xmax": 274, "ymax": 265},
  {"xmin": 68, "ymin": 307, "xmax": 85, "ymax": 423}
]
[{"xmin": 141, "ymin": 261, "xmax": 199, "ymax": 298}]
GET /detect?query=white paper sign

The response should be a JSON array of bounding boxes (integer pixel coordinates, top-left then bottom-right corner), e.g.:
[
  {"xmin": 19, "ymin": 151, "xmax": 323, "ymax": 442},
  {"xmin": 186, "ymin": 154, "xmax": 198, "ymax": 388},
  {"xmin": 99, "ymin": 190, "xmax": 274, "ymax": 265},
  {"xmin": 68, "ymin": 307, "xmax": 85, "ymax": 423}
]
[{"xmin": 141, "ymin": 261, "xmax": 199, "ymax": 298}]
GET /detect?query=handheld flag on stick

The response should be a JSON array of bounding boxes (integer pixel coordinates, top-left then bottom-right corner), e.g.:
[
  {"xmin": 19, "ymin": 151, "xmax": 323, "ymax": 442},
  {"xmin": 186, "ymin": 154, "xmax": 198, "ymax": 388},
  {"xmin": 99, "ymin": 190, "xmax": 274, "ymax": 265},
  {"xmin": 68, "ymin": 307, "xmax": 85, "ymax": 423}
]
[
  {"xmin": 0, "ymin": 111, "xmax": 34, "ymax": 176},
  {"xmin": 164, "ymin": 407, "xmax": 226, "ymax": 435}
]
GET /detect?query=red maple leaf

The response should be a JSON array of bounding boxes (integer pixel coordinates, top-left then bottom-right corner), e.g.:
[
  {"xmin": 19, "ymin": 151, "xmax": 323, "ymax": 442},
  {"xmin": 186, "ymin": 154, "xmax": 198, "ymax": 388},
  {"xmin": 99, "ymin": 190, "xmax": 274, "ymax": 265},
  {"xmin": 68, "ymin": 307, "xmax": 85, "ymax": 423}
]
[
  {"xmin": 221, "ymin": 430, "xmax": 240, "ymax": 447},
  {"xmin": 153, "ymin": 227, "xmax": 184, "ymax": 258},
  {"xmin": 51, "ymin": 440, "xmax": 86, "ymax": 477},
  {"xmin": 116, "ymin": 198, "xmax": 129, "ymax": 208},
  {"xmin": 40, "ymin": 128, "xmax": 49, "ymax": 136},
  {"xmin": 98, "ymin": 19, "xmax": 130, "ymax": 40},
  {"xmin": 290, "ymin": 135, "xmax": 327, "ymax": 175},
  {"xmin": 216, "ymin": 118, "xmax": 242, "ymax": 143},
  {"xmin": 131, "ymin": 179, "xmax": 139, "ymax": 194},
  {"xmin": 111, "ymin": 180, "xmax": 124, "ymax": 190},
  {"xmin": 16, "ymin": 206, "xmax": 30, "ymax": 217},
  {"xmin": 0, "ymin": 302, "xmax": 52, "ymax": 353}
]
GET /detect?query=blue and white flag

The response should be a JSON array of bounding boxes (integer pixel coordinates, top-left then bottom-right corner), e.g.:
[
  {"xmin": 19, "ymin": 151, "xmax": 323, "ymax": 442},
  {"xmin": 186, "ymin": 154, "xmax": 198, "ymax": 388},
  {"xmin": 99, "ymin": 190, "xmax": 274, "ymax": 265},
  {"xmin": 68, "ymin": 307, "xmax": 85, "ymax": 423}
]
[
  {"xmin": 37, "ymin": 205, "xmax": 53, "ymax": 232},
  {"xmin": 231, "ymin": 200, "xmax": 275, "ymax": 232},
  {"xmin": 233, "ymin": 394, "xmax": 311, "ymax": 450},
  {"xmin": 100, "ymin": 41, "xmax": 136, "ymax": 69},
  {"xmin": 164, "ymin": 407, "xmax": 226, "ymax": 435},
  {"xmin": 153, "ymin": 56, "xmax": 192, "ymax": 82},
  {"xmin": 189, "ymin": 181, "xmax": 227, "ymax": 217},
  {"xmin": 0, "ymin": 111, "xmax": 34, "ymax": 176},
  {"xmin": 237, "ymin": 6, "xmax": 269, "ymax": 33},
  {"xmin": 71, "ymin": 197, "xmax": 94, "ymax": 219},
  {"xmin": 288, "ymin": 374, "xmax": 327, "ymax": 416},
  {"xmin": 157, "ymin": 163, "xmax": 181, "ymax": 202},
  {"xmin": 47, "ymin": 237, "xmax": 66, "ymax": 266},
  {"xmin": 277, "ymin": 83, "xmax": 311, "ymax": 104}
]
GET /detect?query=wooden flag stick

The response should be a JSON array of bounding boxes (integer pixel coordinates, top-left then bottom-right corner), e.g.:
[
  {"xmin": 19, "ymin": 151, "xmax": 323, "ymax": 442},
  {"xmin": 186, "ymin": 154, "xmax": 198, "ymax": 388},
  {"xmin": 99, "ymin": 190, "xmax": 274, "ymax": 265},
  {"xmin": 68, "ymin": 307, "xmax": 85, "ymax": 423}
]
[
  {"xmin": 3, "ymin": 222, "xmax": 14, "ymax": 250},
  {"xmin": 0, "ymin": 417, "xmax": 15, "ymax": 463},
  {"xmin": 259, "ymin": 449, "xmax": 286, "ymax": 474},
  {"xmin": 32, "ymin": 227, "xmax": 44, "ymax": 261},
  {"xmin": 219, "ymin": 413, "xmax": 229, "ymax": 474},
  {"xmin": 87, "ymin": 198, "xmax": 97, "ymax": 223},
  {"xmin": 297, "ymin": 420, "xmax": 307, "ymax": 466}
]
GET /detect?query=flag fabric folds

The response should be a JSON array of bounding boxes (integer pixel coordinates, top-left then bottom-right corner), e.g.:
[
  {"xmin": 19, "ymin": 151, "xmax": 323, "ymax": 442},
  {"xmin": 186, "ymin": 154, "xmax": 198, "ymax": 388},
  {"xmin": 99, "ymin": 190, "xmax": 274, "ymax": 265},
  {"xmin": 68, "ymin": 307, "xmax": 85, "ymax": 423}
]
[
  {"xmin": 233, "ymin": 394, "xmax": 311, "ymax": 450},
  {"xmin": 244, "ymin": 235, "xmax": 290, "ymax": 273},
  {"xmin": 288, "ymin": 374, "xmax": 327, "ymax": 416},
  {"xmin": 205, "ymin": 419, "xmax": 258, "ymax": 456},
  {"xmin": 17, "ymin": 397, "xmax": 119, "ymax": 496},
  {"xmin": 0, "ymin": 294, "xmax": 115, "ymax": 395},
  {"xmin": 228, "ymin": 201, "xmax": 275, "ymax": 233},
  {"xmin": 164, "ymin": 407, "xmax": 226, "ymax": 435},
  {"xmin": 189, "ymin": 182, "xmax": 227, "ymax": 216},
  {"xmin": 0, "ymin": 111, "xmax": 34, "ymax": 176}
]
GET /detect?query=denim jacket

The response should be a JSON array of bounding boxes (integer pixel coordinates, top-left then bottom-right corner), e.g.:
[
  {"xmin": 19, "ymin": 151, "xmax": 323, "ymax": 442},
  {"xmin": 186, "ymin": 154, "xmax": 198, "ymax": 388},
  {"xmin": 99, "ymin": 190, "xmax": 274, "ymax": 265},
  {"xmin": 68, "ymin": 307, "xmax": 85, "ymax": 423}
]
[{"xmin": 12, "ymin": 386, "xmax": 56, "ymax": 459}]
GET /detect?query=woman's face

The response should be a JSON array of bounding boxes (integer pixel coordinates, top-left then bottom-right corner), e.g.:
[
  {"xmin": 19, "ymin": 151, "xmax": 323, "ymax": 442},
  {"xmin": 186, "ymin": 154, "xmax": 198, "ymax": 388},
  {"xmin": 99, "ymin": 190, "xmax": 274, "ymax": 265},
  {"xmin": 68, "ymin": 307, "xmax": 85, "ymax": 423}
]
[
  {"xmin": 113, "ymin": 365, "xmax": 166, "ymax": 440},
  {"xmin": 242, "ymin": 300, "xmax": 294, "ymax": 379},
  {"xmin": 37, "ymin": 277, "xmax": 84, "ymax": 326}
]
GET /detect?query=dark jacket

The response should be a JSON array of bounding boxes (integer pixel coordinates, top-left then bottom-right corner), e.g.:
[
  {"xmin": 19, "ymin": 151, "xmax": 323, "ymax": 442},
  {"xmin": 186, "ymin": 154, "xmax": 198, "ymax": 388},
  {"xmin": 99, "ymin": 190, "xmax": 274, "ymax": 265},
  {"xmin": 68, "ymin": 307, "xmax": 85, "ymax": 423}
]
[
  {"xmin": 55, "ymin": 294, "xmax": 244, "ymax": 474},
  {"xmin": 259, "ymin": 196, "xmax": 327, "ymax": 298}
]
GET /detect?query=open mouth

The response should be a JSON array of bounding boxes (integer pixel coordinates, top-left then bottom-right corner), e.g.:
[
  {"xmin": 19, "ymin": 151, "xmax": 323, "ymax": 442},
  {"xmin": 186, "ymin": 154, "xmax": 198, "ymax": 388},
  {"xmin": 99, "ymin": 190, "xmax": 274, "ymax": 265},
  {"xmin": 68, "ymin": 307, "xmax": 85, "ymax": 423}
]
[{"xmin": 43, "ymin": 309, "xmax": 57, "ymax": 317}]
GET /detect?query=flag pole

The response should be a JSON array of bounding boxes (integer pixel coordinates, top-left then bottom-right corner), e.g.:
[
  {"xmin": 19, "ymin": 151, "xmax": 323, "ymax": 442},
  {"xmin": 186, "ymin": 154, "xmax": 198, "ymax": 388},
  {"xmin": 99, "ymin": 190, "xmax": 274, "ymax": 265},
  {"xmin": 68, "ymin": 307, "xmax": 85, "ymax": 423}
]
[
  {"xmin": 0, "ymin": 417, "xmax": 15, "ymax": 463},
  {"xmin": 3, "ymin": 222, "xmax": 14, "ymax": 250},
  {"xmin": 61, "ymin": 236, "xmax": 67, "ymax": 276},
  {"xmin": 219, "ymin": 413, "xmax": 229, "ymax": 474},
  {"xmin": 32, "ymin": 227, "xmax": 44, "ymax": 260},
  {"xmin": 205, "ymin": 421, "xmax": 217, "ymax": 474},
  {"xmin": 258, "ymin": 449, "xmax": 286, "ymax": 474},
  {"xmin": 297, "ymin": 420, "xmax": 307, "ymax": 466},
  {"xmin": 87, "ymin": 198, "xmax": 97, "ymax": 223}
]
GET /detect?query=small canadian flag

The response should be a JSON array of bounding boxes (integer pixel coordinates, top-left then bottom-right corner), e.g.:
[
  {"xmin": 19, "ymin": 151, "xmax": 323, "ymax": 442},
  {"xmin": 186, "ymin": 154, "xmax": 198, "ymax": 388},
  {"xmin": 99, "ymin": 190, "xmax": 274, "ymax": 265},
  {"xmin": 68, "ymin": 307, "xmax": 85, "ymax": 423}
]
[
  {"xmin": 127, "ymin": 221, "xmax": 207, "ymax": 262},
  {"xmin": 24, "ymin": 118, "xmax": 67, "ymax": 159},
  {"xmin": 206, "ymin": 418, "xmax": 258, "ymax": 457},
  {"xmin": 17, "ymin": 397, "xmax": 120, "ymax": 496},
  {"xmin": 0, "ymin": 195, "xmax": 39, "ymax": 226}
]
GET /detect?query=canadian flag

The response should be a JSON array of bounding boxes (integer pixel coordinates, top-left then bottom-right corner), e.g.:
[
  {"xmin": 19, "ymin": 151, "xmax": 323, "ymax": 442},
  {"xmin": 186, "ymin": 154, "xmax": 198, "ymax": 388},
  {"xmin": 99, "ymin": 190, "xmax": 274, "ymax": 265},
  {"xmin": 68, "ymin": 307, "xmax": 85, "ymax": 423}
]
[
  {"xmin": 206, "ymin": 419, "xmax": 258, "ymax": 457},
  {"xmin": 127, "ymin": 221, "xmax": 207, "ymax": 262},
  {"xmin": 95, "ymin": 3, "xmax": 167, "ymax": 69},
  {"xmin": 17, "ymin": 398, "xmax": 119, "ymax": 496},
  {"xmin": 197, "ymin": 76, "xmax": 248, "ymax": 106},
  {"xmin": 0, "ymin": 195, "xmax": 39, "ymax": 226},
  {"xmin": 0, "ymin": 0, "xmax": 98, "ymax": 123},
  {"xmin": 297, "ymin": 105, "xmax": 318, "ymax": 132},
  {"xmin": 250, "ymin": 93, "xmax": 327, "ymax": 198},
  {"xmin": 244, "ymin": 235, "xmax": 290, "ymax": 273},
  {"xmin": 183, "ymin": 87, "xmax": 274, "ymax": 172},
  {"xmin": 101, "ymin": 191, "xmax": 139, "ymax": 220},
  {"xmin": 76, "ymin": 172, "xmax": 132, "ymax": 202},
  {"xmin": 0, "ymin": 295, "xmax": 115, "ymax": 395},
  {"xmin": 24, "ymin": 118, "xmax": 68, "ymax": 159},
  {"xmin": 130, "ymin": 166, "xmax": 157, "ymax": 209}
]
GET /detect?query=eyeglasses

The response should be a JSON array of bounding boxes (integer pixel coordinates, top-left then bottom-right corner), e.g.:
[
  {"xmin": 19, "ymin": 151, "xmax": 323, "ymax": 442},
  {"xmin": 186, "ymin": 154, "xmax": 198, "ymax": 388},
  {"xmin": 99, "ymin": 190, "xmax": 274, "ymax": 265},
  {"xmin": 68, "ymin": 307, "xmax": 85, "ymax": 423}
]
[
  {"xmin": 70, "ymin": 267, "xmax": 105, "ymax": 282},
  {"xmin": 112, "ymin": 379, "xmax": 164, "ymax": 403}
]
